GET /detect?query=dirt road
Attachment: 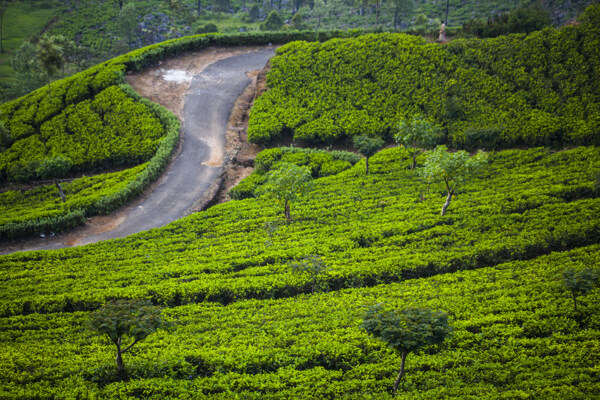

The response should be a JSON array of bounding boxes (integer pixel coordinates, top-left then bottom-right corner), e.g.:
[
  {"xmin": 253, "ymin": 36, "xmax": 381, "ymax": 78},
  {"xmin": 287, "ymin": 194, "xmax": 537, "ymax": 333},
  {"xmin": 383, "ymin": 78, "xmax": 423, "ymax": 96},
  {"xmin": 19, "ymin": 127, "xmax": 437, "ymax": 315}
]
[{"xmin": 1, "ymin": 47, "xmax": 274, "ymax": 253}]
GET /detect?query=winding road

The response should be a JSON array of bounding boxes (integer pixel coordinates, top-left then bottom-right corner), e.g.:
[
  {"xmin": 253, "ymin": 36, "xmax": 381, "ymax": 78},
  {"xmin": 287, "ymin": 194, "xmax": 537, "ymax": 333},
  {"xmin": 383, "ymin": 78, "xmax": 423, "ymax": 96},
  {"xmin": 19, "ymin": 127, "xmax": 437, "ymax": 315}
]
[{"xmin": 3, "ymin": 48, "xmax": 275, "ymax": 253}]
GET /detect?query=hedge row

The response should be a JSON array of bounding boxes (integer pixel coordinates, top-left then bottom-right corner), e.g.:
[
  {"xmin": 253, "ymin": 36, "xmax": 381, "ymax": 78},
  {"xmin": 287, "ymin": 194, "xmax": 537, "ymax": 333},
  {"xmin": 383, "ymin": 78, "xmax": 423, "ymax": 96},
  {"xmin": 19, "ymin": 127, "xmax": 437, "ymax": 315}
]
[
  {"xmin": 248, "ymin": 5, "xmax": 600, "ymax": 148},
  {"xmin": 229, "ymin": 146, "xmax": 361, "ymax": 200},
  {"xmin": 2, "ymin": 146, "xmax": 599, "ymax": 315}
]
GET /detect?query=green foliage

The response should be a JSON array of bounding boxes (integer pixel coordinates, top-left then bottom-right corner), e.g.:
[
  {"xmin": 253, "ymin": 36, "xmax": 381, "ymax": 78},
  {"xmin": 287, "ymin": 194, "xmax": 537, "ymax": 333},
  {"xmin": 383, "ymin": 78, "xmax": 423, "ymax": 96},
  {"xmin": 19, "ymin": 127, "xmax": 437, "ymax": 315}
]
[
  {"xmin": 289, "ymin": 254, "xmax": 329, "ymax": 294},
  {"xmin": 2, "ymin": 30, "xmax": 368, "ymax": 237},
  {"xmin": 118, "ymin": 3, "xmax": 138, "ymax": 48},
  {"xmin": 9, "ymin": 41, "xmax": 44, "ymax": 96},
  {"xmin": 353, "ymin": 135, "xmax": 383, "ymax": 175},
  {"xmin": 228, "ymin": 172, "xmax": 267, "ymax": 200},
  {"xmin": 2, "ymin": 147, "xmax": 599, "ymax": 313},
  {"xmin": 230, "ymin": 146, "xmax": 358, "ymax": 200},
  {"xmin": 262, "ymin": 162, "xmax": 313, "ymax": 220},
  {"xmin": 290, "ymin": 13, "xmax": 309, "ymax": 30},
  {"xmin": 363, "ymin": 306, "xmax": 451, "ymax": 395},
  {"xmin": 420, "ymin": 145, "xmax": 488, "ymax": 215},
  {"xmin": 250, "ymin": 13, "xmax": 600, "ymax": 148},
  {"xmin": 463, "ymin": 2, "xmax": 551, "ymax": 38},
  {"xmin": 260, "ymin": 11, "xmax": 284, "ymax": 31},
  {"xmin": 394, "ymin": 115, "xmax": 441, "ymax": 169},
  {"xmin": 0, "ymin": 164, "xmax": 146, "ymax": 239},
  {"xmin": 363, "ymin": 306, "xmax": 452, "ymax": 354},
  {"xmin": 37, "ymin": 34, "xmax": 67, "ymax": 86},
  {"xmin": 88, "ymin": 299, "xmax": 165, "ymax": 375},
  {"xmin": 562, "ymin": 268, "xmax": 599, "ymax": 313},
  {"xmin": 0, "ymin": 245, "xmax": 598, "ymax": 397},
  {"xmin": 35, "ymin": 156, "xmax": 72, "ymax": 181},
  {"xmin": 0, "ymin": 120, "xmax": 9, "ymax": 149}
]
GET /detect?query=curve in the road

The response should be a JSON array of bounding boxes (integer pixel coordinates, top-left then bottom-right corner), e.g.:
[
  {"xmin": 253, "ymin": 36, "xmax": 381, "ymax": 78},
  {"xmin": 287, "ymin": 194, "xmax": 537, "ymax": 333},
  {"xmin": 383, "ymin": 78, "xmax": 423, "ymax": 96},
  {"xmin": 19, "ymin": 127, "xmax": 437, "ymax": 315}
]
[{"xmin": 10, "ymin": 48, "xmax": 275, "ymax": 252}]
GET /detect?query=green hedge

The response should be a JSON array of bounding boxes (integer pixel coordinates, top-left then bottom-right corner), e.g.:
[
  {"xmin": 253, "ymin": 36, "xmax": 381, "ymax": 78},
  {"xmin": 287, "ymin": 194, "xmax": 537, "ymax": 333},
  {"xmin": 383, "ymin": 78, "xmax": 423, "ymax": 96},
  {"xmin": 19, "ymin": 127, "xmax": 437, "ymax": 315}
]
[
  {"xmin": 229, "ymin": 146, "xmax": 360, "ymax": 200},
  {"xmin": 248, "ymin": 5, "xmax": 600, "ymax": 148}
]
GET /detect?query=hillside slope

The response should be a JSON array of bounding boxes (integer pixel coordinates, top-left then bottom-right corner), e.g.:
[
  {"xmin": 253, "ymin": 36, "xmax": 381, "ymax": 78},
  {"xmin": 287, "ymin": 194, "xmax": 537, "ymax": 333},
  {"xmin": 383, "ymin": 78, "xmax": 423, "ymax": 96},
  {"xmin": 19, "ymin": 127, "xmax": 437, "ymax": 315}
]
[{"xmin": 1, "ymin": 146, "xmax": 599, "ymax": 397}]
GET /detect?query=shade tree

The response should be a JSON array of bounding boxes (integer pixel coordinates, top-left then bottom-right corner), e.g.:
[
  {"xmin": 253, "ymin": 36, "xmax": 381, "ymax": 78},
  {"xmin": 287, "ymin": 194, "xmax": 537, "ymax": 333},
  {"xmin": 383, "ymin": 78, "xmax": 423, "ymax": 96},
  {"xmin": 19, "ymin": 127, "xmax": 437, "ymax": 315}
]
[
  {"xmin": 87, "ymin": 299, "xmax": 166, "ymax": 378},
  {"xmin": 36, "ymin": 157, "xmax": 73, "ymax": 203},
  {"xmin": 362, "ymin": 306, "xmax": 452, "ymax": 396},
  {"xmin": 353, "ymin": 135, "xmax": 384, "ymax": 175},
  {"xmin": 419, "ymin": 145, "xmax": 487, "ymax": 216},
  {"xmin": 262, "ymin": 162, "xmax": 313, "ymax": 221},
  {"xmin": 562, "ymin": 269, "xmax": 599, "ymax": 313},
  {"xmin": 394, "ymin": 115, "xmax": 441, "ymax": 170}
]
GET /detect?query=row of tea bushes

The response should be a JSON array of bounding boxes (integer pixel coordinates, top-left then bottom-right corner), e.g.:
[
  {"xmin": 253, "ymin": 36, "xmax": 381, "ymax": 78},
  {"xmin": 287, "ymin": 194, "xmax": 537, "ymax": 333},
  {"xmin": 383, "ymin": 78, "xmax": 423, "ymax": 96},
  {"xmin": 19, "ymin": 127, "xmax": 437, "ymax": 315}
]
[
  {"xmin": 248, "ymin": 5, "xmax": 600, "ymax": 148},
  {"xmin": 1, "ymin": 147, "xmax": 598, "ymax": 315},
  {"xmin": 0, "ymin": 245, "xmax": 598, "ymax": 398},
  {"xmin": 229, "ymin": 147, "xmax": 361, "ymax": 200}
]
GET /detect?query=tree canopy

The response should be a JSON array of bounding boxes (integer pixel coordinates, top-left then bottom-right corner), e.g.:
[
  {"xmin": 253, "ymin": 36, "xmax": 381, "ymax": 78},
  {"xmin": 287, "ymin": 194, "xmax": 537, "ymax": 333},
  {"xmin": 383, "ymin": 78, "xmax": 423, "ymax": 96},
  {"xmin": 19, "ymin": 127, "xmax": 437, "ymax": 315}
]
[
  {"xmin": 394, "ymin": 115, "xmax": 441, "ymax": 169},
  {"xmin": 87, "ymin": 299, "xmax": 165, "ymax": 377},
  {"xmin": 262, "ymin": 162, "xmax": 313, "ymax": 221},
  {"xmin": 420, "ymin": 145, "xmax": 487, "ymax": 215},
  {"xmin": 353, "ymin": 135, "xmax": 384, "ymax": 175},
  {"xmin": 363, "ymin": 306, "xmax": 452, "ymax": 396}
]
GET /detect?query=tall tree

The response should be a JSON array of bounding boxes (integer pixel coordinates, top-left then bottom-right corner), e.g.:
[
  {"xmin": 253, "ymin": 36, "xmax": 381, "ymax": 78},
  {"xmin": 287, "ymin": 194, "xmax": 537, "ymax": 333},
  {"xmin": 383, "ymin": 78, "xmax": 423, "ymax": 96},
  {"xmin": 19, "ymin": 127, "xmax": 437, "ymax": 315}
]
[
  {"xmin": 10, "ymin": 41, "xmax": 44, "ymax": 96},
  {"xmin": 37, "ymin": 35, "xmax": 66, "ymax": 96},
  {"xmin": 386, "ymin": 0, "xmax": 413, "ymax": 30},
  {"xmin": 363, "ymin": 306, "xmax": 452, "ymax": 396},
  {"xmin": 310, "ymin": 0, "xmax": 326, "ymax": 30},
  {"xmin": 419, "ymin": 145, "xmax": 487, "ymax": 216},
  {"xmin": 119, "ymin": 2, "xmax": 138, "ymax": 48}
]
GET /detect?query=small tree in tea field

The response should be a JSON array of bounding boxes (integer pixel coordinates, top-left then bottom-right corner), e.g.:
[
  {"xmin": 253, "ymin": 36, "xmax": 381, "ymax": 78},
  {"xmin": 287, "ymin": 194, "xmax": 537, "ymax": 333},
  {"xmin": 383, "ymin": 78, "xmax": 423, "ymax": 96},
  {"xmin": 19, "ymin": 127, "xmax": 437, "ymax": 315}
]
[
  {"xmin": 562, "ymin": 269, "xmax": 599, "ymax": 313},
  {"xmin": 262, "ymin": 162, "xmax": 313, "ymax": 221},
  {"xmin": 353, "ymin": 135, "xmax": 384, "ymax": 175},
  {"xmin": 420, "ymin": 145, "xmax": 487, "ymax": 216},
  {"xmin": 87, "ymin": 299, "xmax": 165, "ymax": 378},
  {"xmin": 363, "ymin": 306, "xmax": 452, "ymax": 396},
  {"xmin": 290, "ymin": 254, "xmax": 329, "ymax": 294},
  {"xmin": 36, "ymin": 157, "xmax": 72, "ymax": 203},
  {"xmin": 394, "ymin": 115, "xmax": 441, "ymax": 170}
]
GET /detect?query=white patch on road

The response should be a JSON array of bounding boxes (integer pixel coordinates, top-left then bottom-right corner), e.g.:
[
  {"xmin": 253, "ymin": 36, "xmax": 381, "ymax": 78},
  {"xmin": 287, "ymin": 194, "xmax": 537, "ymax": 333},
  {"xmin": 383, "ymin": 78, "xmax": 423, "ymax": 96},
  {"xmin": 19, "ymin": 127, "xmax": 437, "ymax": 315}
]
[{"xmin": 162, "ymin": 69, "xmax": 193, "ymax": 83}]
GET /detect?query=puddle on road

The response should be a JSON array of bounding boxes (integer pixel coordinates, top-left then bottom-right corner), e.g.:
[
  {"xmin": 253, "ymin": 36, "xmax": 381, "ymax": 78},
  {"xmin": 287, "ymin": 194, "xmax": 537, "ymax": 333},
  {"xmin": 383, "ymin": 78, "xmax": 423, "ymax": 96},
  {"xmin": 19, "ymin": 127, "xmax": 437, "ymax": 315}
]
[{"xmin": 162, "ymin": 69, "xmax": 192, "ymax": 83}]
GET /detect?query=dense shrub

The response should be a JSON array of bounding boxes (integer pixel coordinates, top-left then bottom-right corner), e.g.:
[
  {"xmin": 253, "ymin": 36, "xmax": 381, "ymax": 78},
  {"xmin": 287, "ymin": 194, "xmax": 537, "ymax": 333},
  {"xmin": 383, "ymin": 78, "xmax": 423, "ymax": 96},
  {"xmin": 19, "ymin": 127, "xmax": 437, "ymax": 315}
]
[{"xmin": 249, "ymin": 5, "xmax": 600, "ymax": 149}]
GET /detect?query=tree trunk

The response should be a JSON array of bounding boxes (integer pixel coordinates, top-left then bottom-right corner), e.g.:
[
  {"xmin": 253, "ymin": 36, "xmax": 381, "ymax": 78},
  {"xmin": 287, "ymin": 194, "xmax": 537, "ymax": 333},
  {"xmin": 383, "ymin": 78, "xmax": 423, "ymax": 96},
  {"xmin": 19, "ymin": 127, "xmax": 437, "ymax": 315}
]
[
  {"xmin": 0, "ymin": 12, "xmax": 4, "ymax": 54},
  {"xmin": 115, "ymin": 337, "xmax": 126, "ymax": 377},
  {"xmin": 284, "ymin": 200, "xmax": 290, "ymax": 221},
  {"xmin": 119, "ymin": 0, "xmax": 123, "ymax": 10},
  {"xmin": 393, "ymin": 352, "xmax": 408, "ymax": 396},
  {"xmin": 316, "ymin": 15, "xmax": 321, "ymax": 30},
  {"xmin": 440, "ymin": 191, "xmax": 452, "ymax": 216},
  {"xmin": 54, "ymin": 180, "xmax": 66, "ymax": 203},
  {"xmin": 394, "ymin": 9, "xmax": 399, "ymax": 30},
  {"xmin": 366, "ymin": 157, "xmax": 370, "ymax": 175},
  {"xmin": 197, "ymin": 0, "xmax": 201, "ymax": 13},
  {"xmin": 411, "ymin": 155, "xmax": 417, "ymax": 170}
]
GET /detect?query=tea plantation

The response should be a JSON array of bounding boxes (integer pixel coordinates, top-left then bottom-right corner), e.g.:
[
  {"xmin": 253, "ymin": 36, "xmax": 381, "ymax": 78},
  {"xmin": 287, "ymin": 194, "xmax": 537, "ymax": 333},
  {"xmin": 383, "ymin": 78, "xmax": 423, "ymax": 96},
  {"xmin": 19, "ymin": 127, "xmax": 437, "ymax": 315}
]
[
  {"xmin": 249, "ymin": 5, "xmax": 600, "ymax": 148},
  {"xmin": 0, "ymin": 30, "xmax": 357, "ymax": 240},
  {"xmin": 1, "ymin": 5, "xmax": 600, "ymax": 399},
  {"xmin": 1, "ymin": 144, "xmax": 600, "ymax": 398}
]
